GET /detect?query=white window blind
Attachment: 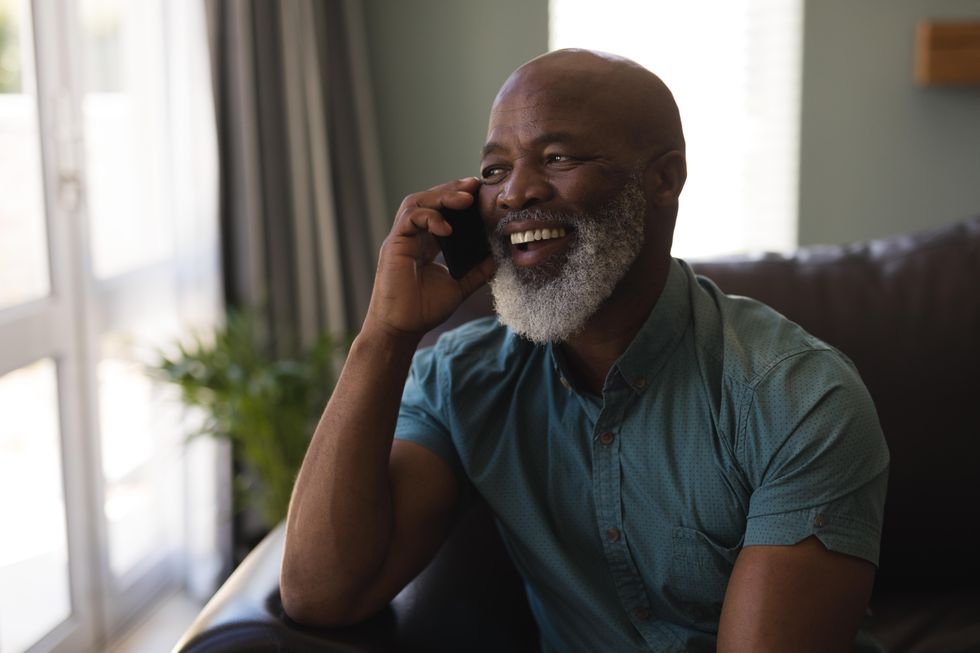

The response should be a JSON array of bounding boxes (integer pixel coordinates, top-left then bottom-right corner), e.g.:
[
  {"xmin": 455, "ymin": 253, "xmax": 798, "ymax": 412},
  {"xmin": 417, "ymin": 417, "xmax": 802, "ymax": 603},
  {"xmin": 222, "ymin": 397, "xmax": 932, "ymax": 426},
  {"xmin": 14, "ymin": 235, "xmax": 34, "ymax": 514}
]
[{"xmin": 550, "ymin": 0, "xmax": 802, "ymax": 258}]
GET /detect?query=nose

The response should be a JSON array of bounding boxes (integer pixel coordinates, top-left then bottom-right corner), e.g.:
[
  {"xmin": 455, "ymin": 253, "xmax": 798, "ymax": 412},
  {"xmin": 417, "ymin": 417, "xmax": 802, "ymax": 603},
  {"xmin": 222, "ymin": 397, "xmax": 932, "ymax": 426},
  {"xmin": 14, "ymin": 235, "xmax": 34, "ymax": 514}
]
[{"xmin": 496, "ymin": 164, "xmax": 552, "ymax": 211}]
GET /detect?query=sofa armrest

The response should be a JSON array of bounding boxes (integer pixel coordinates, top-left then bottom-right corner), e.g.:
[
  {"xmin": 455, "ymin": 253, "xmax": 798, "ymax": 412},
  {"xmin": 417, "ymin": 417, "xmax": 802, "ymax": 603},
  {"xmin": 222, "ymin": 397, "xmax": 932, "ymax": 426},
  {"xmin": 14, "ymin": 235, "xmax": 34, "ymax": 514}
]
[
  {"xmin": 173, "ymin": 498, "xmax": 538, "ymax": 653},
  {"xmin": 173, "ymin": 523, "xmax": 397, "ymax": 653}
]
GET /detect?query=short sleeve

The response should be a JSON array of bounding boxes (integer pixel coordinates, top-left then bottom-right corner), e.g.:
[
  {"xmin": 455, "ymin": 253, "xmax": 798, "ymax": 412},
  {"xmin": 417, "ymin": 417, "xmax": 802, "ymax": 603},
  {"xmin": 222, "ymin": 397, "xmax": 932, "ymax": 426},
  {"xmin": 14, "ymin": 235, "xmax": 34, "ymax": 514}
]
[
  {"xmin": 739, "ymin": 349, "xmax": 890, "ymax": 564},
  {"xmin": 395, "ymin": 345, "xmax": 466, "ymax": 481}
]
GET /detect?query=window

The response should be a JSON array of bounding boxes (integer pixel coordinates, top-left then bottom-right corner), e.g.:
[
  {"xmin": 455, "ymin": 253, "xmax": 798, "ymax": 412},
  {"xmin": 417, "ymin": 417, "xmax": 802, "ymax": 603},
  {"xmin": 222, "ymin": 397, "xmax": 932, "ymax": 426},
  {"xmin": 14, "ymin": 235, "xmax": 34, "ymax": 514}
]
[
  {"xmin": 0, "ymin": 0, "xmax": 221, "ymax": 650},
  {"xmin": 550, "ymin": 0, "xmax": 803, "ymax": 258}
]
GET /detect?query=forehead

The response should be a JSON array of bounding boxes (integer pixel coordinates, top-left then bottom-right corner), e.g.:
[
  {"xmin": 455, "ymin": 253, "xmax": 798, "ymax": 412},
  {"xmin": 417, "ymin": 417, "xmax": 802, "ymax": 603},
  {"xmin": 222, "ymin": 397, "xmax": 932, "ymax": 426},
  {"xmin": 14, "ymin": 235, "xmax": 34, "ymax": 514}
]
[{"xmin": 484, "ymin": 84, "xmax": 616, "ymax": 154}]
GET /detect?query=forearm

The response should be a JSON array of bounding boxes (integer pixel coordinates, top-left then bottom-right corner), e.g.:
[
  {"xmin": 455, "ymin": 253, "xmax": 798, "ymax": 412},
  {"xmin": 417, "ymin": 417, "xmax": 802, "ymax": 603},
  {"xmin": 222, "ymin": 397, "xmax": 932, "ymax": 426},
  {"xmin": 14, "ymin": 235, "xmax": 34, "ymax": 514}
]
[
  {"xmin": 281, "ymin": 323, "xmax": 420, "ymax": 623},
  {"xmin": 280, "ymin": 176, "xmax": 490, "ymax": 624}
]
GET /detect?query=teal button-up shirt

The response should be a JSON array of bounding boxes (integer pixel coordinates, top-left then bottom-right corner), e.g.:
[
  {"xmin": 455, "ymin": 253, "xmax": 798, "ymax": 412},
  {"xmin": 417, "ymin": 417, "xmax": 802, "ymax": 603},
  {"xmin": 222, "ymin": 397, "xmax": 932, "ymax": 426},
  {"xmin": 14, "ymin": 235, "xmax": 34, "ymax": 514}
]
[{"xmin": 396, "ymin": 259, "xmax": 889, "ymax": 652}]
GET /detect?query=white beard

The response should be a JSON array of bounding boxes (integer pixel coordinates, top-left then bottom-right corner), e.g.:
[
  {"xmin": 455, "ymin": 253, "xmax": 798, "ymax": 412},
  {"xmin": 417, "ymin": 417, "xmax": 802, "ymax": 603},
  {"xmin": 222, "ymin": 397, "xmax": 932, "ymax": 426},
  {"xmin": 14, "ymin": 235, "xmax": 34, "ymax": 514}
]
[{"xmin": 489, "ymin": 178, "xmax": 647, "ymax": 344}]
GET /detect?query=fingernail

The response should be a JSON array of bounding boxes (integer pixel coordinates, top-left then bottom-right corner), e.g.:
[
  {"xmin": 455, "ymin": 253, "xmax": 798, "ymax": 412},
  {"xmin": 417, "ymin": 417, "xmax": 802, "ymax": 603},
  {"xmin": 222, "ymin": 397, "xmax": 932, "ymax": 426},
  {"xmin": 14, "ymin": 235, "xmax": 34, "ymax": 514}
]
[{"xmin": 459, "ymin": 176, "xmax": 480, "ymax": 184}]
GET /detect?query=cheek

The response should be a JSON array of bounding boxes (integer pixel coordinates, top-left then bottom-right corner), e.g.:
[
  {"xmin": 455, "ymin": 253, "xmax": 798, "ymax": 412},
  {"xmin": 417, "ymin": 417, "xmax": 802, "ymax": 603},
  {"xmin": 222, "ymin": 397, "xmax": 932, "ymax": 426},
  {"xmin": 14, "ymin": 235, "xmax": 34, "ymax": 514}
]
[
  {"xmin": 555, "ymin": 169, "xmax": 628, "ymax": 210},
  {"xmin": 478, "ymin": 190, "xmax": 497, "ymax": 227}
]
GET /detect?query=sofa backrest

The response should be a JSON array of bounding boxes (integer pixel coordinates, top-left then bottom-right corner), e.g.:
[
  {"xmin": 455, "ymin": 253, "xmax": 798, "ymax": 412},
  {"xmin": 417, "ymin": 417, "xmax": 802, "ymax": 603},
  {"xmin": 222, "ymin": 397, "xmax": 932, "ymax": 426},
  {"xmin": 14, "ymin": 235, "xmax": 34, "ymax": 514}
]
[
  {"xmin": 416, "ymin": 215, "xmax": 979, "ymax": 605},
  {"xmin": 693, "ymin": 216, "xmax": 980, "ymax": 590}
]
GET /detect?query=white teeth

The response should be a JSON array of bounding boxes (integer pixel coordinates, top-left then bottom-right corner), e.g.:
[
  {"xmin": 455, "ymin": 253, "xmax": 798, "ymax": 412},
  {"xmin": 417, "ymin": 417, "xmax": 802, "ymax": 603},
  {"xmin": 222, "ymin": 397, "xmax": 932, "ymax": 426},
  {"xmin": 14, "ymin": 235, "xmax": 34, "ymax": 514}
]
[{"xmin": 509, "ymin": 227, "xmax": 567, "ymax": 245}]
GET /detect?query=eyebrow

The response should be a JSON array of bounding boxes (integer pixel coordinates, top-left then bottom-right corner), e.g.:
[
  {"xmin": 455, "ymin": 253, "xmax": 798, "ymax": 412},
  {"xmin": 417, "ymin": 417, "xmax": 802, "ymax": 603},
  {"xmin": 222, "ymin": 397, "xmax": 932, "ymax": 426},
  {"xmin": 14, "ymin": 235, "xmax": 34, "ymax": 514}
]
[{"xmin": 481, "ymin": 131, "xmax": 579, "ymax": 158}]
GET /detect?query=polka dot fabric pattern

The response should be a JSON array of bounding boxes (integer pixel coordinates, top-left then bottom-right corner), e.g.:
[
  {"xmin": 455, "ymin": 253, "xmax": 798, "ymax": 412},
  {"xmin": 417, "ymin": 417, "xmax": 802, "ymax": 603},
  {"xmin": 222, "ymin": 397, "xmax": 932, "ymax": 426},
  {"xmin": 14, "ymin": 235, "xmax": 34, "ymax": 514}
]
[{"xmin": 396, "ymin": 259, "xmax": 889, "ymax": 652}]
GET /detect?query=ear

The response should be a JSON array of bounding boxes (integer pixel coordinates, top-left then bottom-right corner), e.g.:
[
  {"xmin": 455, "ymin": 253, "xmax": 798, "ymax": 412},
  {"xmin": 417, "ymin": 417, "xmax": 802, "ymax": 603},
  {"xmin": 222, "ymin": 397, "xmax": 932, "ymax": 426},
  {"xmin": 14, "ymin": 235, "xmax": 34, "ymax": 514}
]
[{"xmin": 644, "ymin": 151, "xmax": 687, "ymax": 206}]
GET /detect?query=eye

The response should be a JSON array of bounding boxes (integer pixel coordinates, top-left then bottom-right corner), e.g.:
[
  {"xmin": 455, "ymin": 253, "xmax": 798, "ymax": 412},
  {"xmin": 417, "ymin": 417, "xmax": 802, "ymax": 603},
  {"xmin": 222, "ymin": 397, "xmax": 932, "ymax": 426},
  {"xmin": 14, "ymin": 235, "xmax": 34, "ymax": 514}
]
[
  {"xmin": 481, "ymin": 165, "xmax": 507, "ymax": 183},
  {"xmin": 546, "ymin": 153, "xmax": 575, "ymax": 165}
]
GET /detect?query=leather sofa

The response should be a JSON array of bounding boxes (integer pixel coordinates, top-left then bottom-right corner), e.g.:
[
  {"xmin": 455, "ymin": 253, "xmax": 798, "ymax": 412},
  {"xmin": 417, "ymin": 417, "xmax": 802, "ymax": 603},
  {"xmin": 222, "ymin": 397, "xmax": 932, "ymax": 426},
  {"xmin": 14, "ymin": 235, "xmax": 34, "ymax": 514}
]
[{"xmin": 173, "ymin": 216, "xmax": 980, "ymax": 653}]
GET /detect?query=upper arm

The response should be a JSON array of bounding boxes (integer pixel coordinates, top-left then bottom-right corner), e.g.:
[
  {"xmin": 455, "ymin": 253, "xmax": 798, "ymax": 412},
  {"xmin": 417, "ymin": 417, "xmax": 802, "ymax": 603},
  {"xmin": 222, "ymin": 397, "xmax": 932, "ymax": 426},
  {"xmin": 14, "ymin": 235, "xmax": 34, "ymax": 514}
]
[
  {"xmin": 338, "ymin": 340, "xmax": 469, "ymax": 618},
  {"xmin": 343, "ymin": 439, "xmax": 462, "ymax": 621},
  {"xmin": 719, "ymin": 351, "xmax": 885, "ymax": 650},
  {"xmin": 342, "ymin": 342, "xmax": 468, "ymax": 617},
  {"xmin": 387, "ymin": 438, "xmax": 464, "ymax": 578},
  {"xmin": 717, "ymin": 536, "xmax": 875, "ymax": 653}
]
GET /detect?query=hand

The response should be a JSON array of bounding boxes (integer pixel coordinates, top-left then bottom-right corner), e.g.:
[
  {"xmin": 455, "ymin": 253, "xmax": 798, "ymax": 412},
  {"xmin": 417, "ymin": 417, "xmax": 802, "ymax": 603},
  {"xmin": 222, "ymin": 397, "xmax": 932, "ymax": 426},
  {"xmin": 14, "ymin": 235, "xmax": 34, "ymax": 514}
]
[{"xmin": 364, "ymin": 177, "xmax": 496, "ymax": 342}]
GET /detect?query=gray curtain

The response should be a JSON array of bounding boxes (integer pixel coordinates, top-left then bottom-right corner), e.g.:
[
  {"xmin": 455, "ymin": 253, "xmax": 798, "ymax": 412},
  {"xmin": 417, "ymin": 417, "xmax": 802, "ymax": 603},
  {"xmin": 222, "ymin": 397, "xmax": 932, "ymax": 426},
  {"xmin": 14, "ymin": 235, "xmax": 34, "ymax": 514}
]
[{"xmin": 205, "ymin": 0, "xmax": 387, "ymax": 351}]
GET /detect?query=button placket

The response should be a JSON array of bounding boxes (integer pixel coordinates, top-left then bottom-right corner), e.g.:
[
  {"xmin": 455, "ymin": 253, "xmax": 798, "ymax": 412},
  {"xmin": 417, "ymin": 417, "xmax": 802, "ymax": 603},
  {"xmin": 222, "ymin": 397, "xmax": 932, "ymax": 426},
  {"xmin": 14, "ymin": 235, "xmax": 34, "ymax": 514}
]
[
  {"xmin": 593, "ymin": 419, "xmax": 621, "ymax": 550},
  {"xmin": 591, "ymin": 396, "xmax": 674, "ymax": 650}
]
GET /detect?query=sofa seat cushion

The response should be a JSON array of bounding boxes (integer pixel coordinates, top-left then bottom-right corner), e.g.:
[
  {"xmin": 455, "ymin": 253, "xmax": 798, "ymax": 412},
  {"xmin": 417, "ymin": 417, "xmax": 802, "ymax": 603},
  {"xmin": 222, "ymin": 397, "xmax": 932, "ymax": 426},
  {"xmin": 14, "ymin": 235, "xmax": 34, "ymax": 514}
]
[{"xmin": 866, "ymin": 590, "xmax": 980, "ymax": 653}]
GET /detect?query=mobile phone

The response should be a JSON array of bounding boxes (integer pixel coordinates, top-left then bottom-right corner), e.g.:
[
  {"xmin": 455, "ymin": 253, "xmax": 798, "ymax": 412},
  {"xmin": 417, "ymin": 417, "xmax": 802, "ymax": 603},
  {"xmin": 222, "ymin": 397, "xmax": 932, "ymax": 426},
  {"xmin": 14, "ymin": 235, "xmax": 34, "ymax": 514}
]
[{"xmin": 437, "ymin": 193, "xmax": 491, "ymax": 280}]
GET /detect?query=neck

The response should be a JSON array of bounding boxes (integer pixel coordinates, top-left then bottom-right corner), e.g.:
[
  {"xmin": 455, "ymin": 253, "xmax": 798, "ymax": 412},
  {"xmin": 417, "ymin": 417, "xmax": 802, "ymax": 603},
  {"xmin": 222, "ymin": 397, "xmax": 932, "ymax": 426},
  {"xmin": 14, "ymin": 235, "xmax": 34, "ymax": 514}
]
[{"xmin": 559, "ymin": 254, "xmax": 671, "ymax": 395}]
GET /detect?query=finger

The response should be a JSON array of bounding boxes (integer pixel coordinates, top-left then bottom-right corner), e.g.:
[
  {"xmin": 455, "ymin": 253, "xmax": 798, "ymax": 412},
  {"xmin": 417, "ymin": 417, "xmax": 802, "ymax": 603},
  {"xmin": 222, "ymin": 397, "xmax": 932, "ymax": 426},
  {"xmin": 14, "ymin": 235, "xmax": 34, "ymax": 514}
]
[
  {"xmin": 439, "ymin": 177, "xmax": 481, "ymax": 208},
  {"xmin": 430, "ymin": 176, "xmax": 481, "ymax": 196},
  {"xmin": 420, "ymin": 231, "xmax": 443, "ymax": 262},
  {"xmin": 397, "ymin": 196, "xmax": 478, "ymax": 241},
  {"xmin": 402, "ymin": 206, "xmax": 453, "ymax": 238},
  {"xmin": 401, "ymin": 178, "xmax": 479, "ymax": 215},
  {"xmin": 397, "ymin": 177, "xmax": 480, "ymax": 224}
]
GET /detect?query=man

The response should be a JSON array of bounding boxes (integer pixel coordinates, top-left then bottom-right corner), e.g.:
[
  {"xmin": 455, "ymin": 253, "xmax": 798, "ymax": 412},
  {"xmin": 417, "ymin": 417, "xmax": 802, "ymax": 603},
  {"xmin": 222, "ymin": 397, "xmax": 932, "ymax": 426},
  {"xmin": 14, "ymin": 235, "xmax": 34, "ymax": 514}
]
[{"xmin": 281, "ymin": 49, "xmax": 889, "ymax": 652}]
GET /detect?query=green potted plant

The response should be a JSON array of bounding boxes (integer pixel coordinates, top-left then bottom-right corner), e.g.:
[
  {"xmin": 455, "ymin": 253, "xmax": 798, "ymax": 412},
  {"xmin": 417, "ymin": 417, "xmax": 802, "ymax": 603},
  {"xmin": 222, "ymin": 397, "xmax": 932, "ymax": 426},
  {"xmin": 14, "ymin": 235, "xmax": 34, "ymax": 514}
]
[{"xmin": 151, "ymin": 309, "xmax": 348, "ymax": 530}]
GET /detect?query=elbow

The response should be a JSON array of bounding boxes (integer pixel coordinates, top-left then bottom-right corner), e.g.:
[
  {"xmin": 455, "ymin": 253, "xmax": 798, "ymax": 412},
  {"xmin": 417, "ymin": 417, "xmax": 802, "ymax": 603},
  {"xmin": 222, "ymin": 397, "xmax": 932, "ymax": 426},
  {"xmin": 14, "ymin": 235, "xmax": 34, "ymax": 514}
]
[
  {"xmin": 279, "ymin": 561, "xmax": 344, "ymax": 626},
  {"xmin": 279, "ymin": 577, "xmax": 353, "ymax": 627},
  {"xmin": 279, "ymin": 561, "xmax": 380, "ymax": 627}
]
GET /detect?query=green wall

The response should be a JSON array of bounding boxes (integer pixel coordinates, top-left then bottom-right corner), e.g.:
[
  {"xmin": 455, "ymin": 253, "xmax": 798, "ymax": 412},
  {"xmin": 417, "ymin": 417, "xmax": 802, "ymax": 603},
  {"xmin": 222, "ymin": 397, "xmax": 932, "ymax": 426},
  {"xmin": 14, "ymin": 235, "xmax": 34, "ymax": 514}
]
[
  {"xmin": 362, "ymin": 1, "xmax": 980, "ymax": 246},
  {"xmin": 362, "ymin": 0, "xmax": 549, "ymax": 220},
  {"xmin": 798, "ymin": 0, "xmax": 980, "ymax": 245}
]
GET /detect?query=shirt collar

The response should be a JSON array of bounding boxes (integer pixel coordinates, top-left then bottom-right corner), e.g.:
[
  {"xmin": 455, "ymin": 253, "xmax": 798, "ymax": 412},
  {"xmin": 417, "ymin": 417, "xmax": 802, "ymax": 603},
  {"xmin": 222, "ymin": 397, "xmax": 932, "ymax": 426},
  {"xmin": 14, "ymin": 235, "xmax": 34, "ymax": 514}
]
[
  {"xmin": 614, "ymin": 258, "xmax": 692, "ymax": 394},
  {"xmin": 547, "ymin": 258, "xmax": 692, "ymax": 395}
]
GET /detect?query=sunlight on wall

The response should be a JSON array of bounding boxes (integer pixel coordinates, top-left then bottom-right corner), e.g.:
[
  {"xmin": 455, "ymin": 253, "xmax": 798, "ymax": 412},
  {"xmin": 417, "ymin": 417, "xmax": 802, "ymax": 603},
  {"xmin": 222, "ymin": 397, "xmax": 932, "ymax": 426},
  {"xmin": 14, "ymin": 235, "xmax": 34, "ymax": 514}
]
[{"xmin": 550, "ymin": 0, "xmax": 802, "ymax": 259}]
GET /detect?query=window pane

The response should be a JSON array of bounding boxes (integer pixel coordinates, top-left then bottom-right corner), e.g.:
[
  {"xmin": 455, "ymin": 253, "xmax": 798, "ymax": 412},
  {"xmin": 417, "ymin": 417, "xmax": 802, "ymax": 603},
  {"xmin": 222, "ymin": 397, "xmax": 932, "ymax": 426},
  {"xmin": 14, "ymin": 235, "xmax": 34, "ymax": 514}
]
[
  {"xmin": 0, "ymin": 0, "xmax": 51, "ymax": 309},
  {"xmin": 99, "ymin": 325, "xmax": 183, "ymax": 580},
  {"xmin": 0, "ymin": 359, "xmax": 71, "ymax": 653},
  {"xmin": 550, "ymin": 0, "xmax": 801, "ymax": 258},
  {"xmin": 80, "ymin": 0, "xmax": 173, "ymax": 279}
]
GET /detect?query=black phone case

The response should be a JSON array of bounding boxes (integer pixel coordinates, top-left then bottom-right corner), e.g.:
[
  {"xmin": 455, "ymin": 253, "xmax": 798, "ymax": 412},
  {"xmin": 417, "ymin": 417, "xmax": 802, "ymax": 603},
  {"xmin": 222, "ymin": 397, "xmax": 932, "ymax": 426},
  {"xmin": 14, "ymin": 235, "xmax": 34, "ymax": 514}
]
[{"xmin": 437, "ymin": 200, "xmax": 491, "ymax": 280}]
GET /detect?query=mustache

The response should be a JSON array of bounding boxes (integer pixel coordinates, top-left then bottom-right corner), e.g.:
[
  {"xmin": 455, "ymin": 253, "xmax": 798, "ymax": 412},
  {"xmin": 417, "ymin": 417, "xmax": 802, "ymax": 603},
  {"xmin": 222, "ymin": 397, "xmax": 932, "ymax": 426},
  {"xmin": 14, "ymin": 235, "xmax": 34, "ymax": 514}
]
[{"xmin": 494, "ymin": 209, "xmax": 575, "ymax": 237}]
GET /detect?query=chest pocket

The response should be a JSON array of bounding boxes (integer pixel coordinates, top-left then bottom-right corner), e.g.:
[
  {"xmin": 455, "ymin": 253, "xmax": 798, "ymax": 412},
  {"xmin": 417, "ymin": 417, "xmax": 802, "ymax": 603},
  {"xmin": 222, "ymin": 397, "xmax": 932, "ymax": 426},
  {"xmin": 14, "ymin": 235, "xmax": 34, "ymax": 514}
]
[{"xmin": 665, "ymin": 525, "xmax": 741, "ymax": 630}]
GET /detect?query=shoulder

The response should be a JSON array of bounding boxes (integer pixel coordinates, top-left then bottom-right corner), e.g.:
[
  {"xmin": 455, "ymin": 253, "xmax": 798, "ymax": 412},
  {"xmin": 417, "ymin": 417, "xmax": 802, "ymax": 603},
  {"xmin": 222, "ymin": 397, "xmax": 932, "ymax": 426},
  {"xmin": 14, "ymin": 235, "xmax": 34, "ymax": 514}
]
[
  {"xmin": 400, "ymin": 317, "xmax": 546, "ymax": 450},
  {"xmin": 698, "ymin": 287, "xmax": 888, "ymax": 480},
  {"xmin": 412, "ymin": 316, "xmax": 539, "ymax": 389},
  {"xmin": 686, "ymin": 264, "xmax": 884, "ymax": 457},
  {"xmin": 690, "ymin": 269, "xmax": 852, "ymax": 390},
  {"xmin": 428, "ymin": 315, "xmax": 511, "ymax": 356}
]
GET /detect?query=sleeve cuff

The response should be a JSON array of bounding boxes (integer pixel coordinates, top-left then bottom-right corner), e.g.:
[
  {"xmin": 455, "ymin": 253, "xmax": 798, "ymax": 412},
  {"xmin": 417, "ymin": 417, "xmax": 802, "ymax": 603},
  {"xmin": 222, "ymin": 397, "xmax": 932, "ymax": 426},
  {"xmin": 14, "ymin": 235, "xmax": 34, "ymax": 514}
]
[
  {"xmin": 744, "ymin": 507, "xmax": 882, "ymax": 566},
  {"xmin": 394, "ymin": 426, "xmax": 466, "ymax": 482}
]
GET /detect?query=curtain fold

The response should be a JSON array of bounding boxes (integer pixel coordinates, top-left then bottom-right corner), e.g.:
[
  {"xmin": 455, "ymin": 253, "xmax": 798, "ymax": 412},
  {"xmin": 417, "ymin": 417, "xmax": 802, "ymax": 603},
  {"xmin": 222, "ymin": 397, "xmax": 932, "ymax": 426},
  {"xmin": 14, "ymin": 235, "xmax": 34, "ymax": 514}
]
[
  {"xmin": 204, "ymin": 0, "xmax": 386, "ymax": 553},
  {"xmin": 205, "ymin": 0, "xmax": 386, "ymax": 352}
]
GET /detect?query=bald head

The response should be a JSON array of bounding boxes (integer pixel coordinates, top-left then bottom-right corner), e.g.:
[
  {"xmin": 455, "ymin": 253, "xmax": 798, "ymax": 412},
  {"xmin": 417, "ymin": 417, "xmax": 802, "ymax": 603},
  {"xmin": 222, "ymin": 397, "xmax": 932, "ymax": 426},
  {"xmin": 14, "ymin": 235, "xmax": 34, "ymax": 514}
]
[
  {"xmin": 481, "ymin": 48, "xmax": 688, "ymax": 298},
  {"xmin": 492, "ymin": 49, "xmax": 685, "ymax": 158}
]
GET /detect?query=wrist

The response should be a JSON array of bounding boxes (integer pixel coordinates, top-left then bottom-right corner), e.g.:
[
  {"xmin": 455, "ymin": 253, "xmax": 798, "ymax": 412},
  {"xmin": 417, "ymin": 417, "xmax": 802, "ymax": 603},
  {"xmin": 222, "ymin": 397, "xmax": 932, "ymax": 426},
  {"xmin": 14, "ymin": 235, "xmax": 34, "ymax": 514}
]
[{"xmin": 356, "ymin": 317, "xmax": 423, "ymax": 361}]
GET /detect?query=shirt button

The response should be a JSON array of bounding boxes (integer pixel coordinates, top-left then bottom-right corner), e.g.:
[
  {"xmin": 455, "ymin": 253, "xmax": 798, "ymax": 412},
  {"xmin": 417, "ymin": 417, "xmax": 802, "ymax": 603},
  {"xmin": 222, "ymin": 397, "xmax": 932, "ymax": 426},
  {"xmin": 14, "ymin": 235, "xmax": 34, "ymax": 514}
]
[
  {"xmin": 634, "ymin": 376, "xmax": 647, "ymax": 389},
  {"xmin": 634, "ymin": 607, "xmax": 652, "ymax": 621},
  {"xmin": 606, "ymin": 527, "xmax": 620, "ymax": 542},
  {"xmin": 599, "ymin": 431, "xmax": 615, "ymax": 445},
  {"xmin": 814, "ymin": 515, "xmax": 826, "ymax": 528}
]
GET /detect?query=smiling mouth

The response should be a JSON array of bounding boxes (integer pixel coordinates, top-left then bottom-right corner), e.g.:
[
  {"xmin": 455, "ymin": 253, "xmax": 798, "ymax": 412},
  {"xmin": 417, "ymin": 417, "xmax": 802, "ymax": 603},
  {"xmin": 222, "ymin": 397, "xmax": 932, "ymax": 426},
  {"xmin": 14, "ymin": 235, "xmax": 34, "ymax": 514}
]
[{"xmin": 510, "ymin": 226, "xmax": 568, "ymax": 252}]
